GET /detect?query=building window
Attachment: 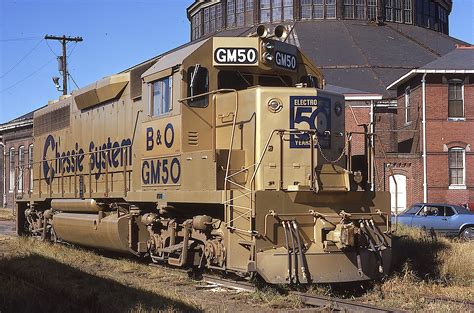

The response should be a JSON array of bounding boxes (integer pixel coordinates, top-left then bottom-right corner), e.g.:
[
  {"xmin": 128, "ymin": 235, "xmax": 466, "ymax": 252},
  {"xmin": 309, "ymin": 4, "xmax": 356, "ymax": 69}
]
[
  {"xmin": 313, "ymin": 0, "xmax": 324, "ymax": 19},
  {"xmin": 356, "ymin": 0, "xmax": 366, "ymax": 19},
  {"xmin": 227, "ymin": 0, "xmax": 236, "ymax": 27},
  {"xmin": 260, "ymin": 0, "xmax": 271, "ymax": 22},
  {"xmin": 18, "ymin": 145, "xmax": 24, "ymax": 192},
  {"xmin": 216, "ymin": 4, "xmax": 223, "ymax": 31},
  {"xmin": 272, "ymin": 0, "xmax": 283, "ymax": 22},
  {"xmin": 325, "ymin": 0, "xmax": 336, "ymax": 19},
  {"xmin": 403, "ymin": 0, "xmax": 412, "ymax": 24},
  {"xmin": 344, "ymin": 0, "xmax": 354, "ymax": 18},
  {"xmin": 449, "ymin": 148, "xmax": 465, "ymax": 186},
  {"xmin": 29, "ymin": 144, "xmax": 33, "ymax": 192},
  {"xmin": 405, "ymin": 86, "xmax": 411, "ymax": 124},
  {"xmin": 260, "ymin": 0, "xmax": 293, "ymax": 23},
  {"xmin": 236, "ymin": 0, "xmax": 245, "ymax": 26},
  {"xmin": 448, "ymin": 80, "xmax": 464, "ymax": 118},
  {"xmin": 209, "ymin": 6, "xmax": 216, "ymax": 33},
  {"xmin": 385, "ymin": 0, "xmax": 393, "ymax": 21},
  {"xmin": 394, "ymin": 0, "xmax": 402, "ymax": 22},
  {"xmin": 191, "ymin": 12, "xmax": 202, "ymax": 40},
  {"xmin": 301, "ymin": 0, "xmax": 335, "ymax": 20},
  {"xmin": 150, "ymin": 76, "xmax": 172, "ymax": 117},
  {"xmin": 301, "ymin": 0, "xmax": 312, "ymax": 19},
  {"xmin": 9, "ymin": 148, "xmax": 15, "ymax": 192},
  {"xmin": 203, "ymin": 7, "xmax": 210, "ymax": 35},
  {"xmin": 367, "ymin": 0, "xmax": 377, "ymax": 20},
  {"xmin": 246, "ymin": 0, "xmax": 255, "ymax": 26}
]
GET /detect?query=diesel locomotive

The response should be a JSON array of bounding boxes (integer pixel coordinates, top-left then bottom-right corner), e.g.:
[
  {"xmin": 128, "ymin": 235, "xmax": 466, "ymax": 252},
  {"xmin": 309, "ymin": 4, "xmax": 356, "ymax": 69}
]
[{"xmin": 16, "ymin": 25, "xmax": 392, "ymax": 284}]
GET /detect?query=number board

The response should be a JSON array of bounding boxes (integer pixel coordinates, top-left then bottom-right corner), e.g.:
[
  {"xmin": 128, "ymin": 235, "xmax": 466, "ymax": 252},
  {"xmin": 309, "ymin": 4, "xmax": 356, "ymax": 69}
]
[
  {"xmin": 142, "ymin": 156, "xmax": 181, "ymax": 186},
  {"xmin": 289, "ymin": 96, "xmax": 331, "ymax": 149}
]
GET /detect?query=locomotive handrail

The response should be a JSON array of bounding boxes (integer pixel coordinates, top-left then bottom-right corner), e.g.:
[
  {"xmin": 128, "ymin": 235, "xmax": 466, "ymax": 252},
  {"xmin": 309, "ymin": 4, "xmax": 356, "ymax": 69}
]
[{"xmin": 25, "ymin": 144, "xmax": 132, "ymax": 199}]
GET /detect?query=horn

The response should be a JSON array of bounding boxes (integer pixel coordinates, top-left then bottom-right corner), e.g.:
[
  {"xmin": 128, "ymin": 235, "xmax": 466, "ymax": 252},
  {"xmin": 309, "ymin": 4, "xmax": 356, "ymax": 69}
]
[
  {"xmin": 256, "ymin": 24, "xmax": 270, "ymax": 38},
  {"xmin": 274, "ymin": 25, "xmax": 289, "ymax": 40}
]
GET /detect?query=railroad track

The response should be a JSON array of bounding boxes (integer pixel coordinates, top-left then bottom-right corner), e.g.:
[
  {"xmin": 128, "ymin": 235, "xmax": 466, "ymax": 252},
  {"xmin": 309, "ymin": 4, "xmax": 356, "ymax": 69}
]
[
  {"xmin": 298, "ymin": 293, "xmax": 406, "ymax": 312},
  {"xmin": 419, "ymin": 294, "xmax": 474, "ymax": 309},
  {"xmin": 165, "ymin": 268, "xmax": 404, "ymax": 312}
]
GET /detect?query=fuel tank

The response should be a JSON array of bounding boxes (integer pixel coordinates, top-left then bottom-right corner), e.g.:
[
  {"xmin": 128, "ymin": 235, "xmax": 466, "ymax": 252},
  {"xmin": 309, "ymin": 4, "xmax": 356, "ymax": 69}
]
[{"xmin": 52, "ymin": 212, "xmax": 133, "ymax": 253}]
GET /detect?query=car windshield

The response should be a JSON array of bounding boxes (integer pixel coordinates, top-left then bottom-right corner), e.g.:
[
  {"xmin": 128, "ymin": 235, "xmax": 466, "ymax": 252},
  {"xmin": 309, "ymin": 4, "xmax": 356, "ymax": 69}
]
[{"xmin": 402, "ymin": 205, "xmax": 422, "ymax": 215}]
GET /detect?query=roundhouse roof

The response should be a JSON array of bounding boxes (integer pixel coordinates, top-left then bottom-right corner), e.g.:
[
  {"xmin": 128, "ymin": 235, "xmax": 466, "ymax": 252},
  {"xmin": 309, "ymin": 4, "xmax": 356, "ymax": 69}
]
[{"xmin": 208, "ymin": 20, "xmax": 467, "ymax": 98}]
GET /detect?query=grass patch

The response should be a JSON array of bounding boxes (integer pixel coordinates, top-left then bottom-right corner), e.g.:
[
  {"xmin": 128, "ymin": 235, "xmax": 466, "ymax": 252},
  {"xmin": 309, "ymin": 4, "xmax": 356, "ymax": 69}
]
[{"xmin": 0, "ymin": 224, "xmax": 471, "ymax": 312}]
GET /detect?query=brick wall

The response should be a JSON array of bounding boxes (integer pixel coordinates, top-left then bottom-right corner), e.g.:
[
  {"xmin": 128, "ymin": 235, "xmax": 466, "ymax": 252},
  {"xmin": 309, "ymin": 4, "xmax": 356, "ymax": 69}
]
[
  {"xmin": 380, "ymin": 73, "xmax": 474, "ymax": 208},
  {"xmin": 2, "ymin": 127, "xmax": 34, "ymax": 208}
]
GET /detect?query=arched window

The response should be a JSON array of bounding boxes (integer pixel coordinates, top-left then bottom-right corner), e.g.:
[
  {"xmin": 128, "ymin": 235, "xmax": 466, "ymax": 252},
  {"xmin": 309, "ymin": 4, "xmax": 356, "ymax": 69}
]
[
  {"xmin": 405, "ymin": 86, "xmax": 411, "ymax": 124},
  {"xmin": 9, "ymin": 147, "xmax": 15, "ymax": 192},
  {"xmin": 18, "ymin": 145, "xmax": 25, "ymax": 192},
  {"xmin": 449, "ymin": 147, "xmax": 465, "ymax": 186},
  {"xmin": 29, "ymin": 144, "xmax": 34, "ymax": 192}
]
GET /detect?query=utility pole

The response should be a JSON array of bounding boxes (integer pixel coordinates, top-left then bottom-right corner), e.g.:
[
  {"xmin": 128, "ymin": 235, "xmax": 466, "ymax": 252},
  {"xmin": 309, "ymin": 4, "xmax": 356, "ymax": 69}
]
[{"xmin": 44, "ymin": 35, "xmax": 83, "ymax": 95}]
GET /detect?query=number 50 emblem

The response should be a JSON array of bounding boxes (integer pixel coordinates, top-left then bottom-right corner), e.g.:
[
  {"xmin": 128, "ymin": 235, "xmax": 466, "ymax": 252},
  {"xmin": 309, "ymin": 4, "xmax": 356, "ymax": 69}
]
[{"xmin": 289, "ymin": 96, "xmax": 331, "ymax": 149}]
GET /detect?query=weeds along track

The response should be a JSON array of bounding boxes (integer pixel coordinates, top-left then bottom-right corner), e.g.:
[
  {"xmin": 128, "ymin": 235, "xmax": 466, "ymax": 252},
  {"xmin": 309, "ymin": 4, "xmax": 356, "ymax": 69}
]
[{"xmin": 151, "ymin": 264, "xmax": 402, "ymax": 312}]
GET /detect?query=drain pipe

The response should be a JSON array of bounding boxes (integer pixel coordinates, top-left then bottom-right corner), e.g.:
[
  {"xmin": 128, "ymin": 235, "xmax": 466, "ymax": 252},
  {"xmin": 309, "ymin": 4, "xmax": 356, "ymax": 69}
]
[{"xmin": 422, "ymin": 73, "xmax": 428, "ymax": 203}]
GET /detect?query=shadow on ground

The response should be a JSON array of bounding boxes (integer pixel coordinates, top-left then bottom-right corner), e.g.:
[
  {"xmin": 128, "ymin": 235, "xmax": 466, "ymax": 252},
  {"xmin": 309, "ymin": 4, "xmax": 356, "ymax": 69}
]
[
  {"xmin": 391, "ymin": 231, "xmax": 450, "ymax": 280},
  {"xmin": 0, "ymin": 253, "xmax": 201, "ymax": 313}
]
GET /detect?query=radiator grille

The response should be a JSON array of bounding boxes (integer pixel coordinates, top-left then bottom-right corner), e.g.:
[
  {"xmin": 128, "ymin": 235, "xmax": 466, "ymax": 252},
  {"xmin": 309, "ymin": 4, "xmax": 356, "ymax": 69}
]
[{"xmin": 34, "ymin": 106, "xmax": 70, "ymax": 136}]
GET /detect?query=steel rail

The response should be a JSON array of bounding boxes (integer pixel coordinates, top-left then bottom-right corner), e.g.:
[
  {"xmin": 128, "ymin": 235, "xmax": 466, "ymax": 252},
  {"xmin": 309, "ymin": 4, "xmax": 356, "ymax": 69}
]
[{"xmin": 298, "ymin": 293, "xmax": 406, "ymax": 313}]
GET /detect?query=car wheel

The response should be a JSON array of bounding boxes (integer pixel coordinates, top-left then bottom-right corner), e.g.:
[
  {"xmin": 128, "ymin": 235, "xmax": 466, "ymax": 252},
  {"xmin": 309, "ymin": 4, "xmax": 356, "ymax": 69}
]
[{"xmin": 460, "ymin": 226, "xmax": 474, "ymax": 241}]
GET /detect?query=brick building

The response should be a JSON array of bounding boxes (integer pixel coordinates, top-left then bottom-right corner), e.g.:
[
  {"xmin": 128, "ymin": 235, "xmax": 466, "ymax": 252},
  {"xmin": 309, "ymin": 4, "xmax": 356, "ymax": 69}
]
[
  {"xmin": 379, "ymin": 46, "xmax": 474, "ymax": 212},
  {"xmin": 0, "ymin": 109, "xmax": 38, "ymax": 208}
]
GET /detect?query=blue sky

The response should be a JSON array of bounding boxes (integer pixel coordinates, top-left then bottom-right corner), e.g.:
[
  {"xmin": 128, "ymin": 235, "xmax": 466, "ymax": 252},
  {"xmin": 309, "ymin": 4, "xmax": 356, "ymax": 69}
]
[{"xmin": 1, "ymin": 0, "xmax": 473, "ymax": 124}]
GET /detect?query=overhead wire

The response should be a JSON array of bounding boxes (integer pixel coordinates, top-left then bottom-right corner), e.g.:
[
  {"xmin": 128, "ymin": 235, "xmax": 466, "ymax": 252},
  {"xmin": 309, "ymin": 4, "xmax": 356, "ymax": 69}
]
[
  {"xmin": 45, "ymin": 39, "xmax": 59, "ymax": 57},
  {"xmin": 0, "ymin": 37, "xmax": 42, "ymax": 42},
  {"xmin": 0, "ymin": 38, "xmax": 44, "ymax": 79},
  {"xmin": 0, "ymin": 57, "xmax": 56, "ymax": 94}
]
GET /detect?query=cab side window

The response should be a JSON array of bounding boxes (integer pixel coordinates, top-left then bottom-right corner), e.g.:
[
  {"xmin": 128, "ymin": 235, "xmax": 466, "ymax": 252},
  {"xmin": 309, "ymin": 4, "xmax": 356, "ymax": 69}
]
[
  {"xmin": 187, "ymin": 65, "xmax": 209, "ymax": 108},
  {"xmin": 150, "ymin": 76, "xmax": 172, "ymax": 116}
]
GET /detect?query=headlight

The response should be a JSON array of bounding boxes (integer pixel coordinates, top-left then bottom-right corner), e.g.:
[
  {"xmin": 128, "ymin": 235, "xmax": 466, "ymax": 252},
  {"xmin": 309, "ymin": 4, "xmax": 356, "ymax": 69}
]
[{"xmin": 268, "ymin": 98, "xmax": 283, "ymax": 113}]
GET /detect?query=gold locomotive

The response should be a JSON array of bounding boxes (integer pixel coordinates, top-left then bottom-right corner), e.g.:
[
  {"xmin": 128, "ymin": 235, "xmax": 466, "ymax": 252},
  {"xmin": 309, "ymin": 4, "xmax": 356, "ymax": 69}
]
[{"xmin": 16, "ymin": 26, "xmax": 392, "ymax": 284}]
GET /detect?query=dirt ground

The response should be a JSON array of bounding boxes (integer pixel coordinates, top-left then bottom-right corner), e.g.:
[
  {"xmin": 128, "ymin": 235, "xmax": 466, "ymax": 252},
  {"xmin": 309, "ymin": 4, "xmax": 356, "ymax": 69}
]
[
  {"xmin": 0, "ymin": 236, "xmax": 303, "ymax": 313},
  {"xmin": 0, "ymin": 223, "xmax": 472, "ymax": 312}
]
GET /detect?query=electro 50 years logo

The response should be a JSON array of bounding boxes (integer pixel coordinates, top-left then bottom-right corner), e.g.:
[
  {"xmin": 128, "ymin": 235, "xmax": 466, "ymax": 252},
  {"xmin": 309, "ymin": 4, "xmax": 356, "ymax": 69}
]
[{"xmin": 289, "ymin": 96, "xmax": 331, "ymax": 149}]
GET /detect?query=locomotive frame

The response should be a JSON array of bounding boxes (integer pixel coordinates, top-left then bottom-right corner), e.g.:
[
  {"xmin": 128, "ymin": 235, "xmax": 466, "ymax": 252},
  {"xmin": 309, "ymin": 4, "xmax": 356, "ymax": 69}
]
[{"xmin": 15, "ymin": 26, "xmax": 392, "ymax": 284}]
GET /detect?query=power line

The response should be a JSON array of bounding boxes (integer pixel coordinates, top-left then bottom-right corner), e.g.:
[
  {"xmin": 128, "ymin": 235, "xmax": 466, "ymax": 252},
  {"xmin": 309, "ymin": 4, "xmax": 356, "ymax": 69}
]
[
  {"xmin": 0, "ymin": 57, "xmax": 55, "ymax": 94},
  {"xmin": 67, "ymin": 42, "xmax": 79, "ymax": 57},
  {"xmin": 68, "ymin": 72, "xmax": 80, "ymax": 89},
  {"xmin": 45, "ymin": 39, "xmax": 59, "ymax": 57},
  {"xmin": 0, "ymin": 37, "xmax": 42, "ymax": 42},
  {"xmin": 0, "ymin": 39, "xmax": 44, "ymax": 79}
]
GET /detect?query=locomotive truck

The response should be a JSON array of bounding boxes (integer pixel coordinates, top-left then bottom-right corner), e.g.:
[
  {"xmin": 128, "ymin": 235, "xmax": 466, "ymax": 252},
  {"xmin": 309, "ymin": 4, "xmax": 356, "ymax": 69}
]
[{"xmin": 16, "ymin": 26, "xmax": 392, "ymax": 284}]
